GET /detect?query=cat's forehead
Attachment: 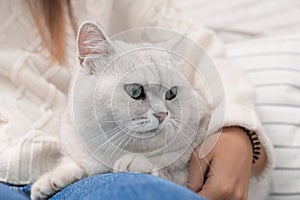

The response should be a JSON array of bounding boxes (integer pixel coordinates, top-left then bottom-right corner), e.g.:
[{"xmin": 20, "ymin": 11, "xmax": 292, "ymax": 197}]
[
  {"xmin": 116, "ymin": 47, "xmax": 173, "ymax": 65},
  {"xmin": 120, "ymin": 65, "xmax": 187, "ymax": 88},
  {"xmin": 103, "ymin": 41, "xmax": 189, "ymax": 88}
]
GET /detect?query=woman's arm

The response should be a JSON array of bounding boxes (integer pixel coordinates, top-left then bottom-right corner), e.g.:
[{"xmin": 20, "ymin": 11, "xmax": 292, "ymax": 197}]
[{"xmin": 0, "ymin": 50, "xmax": 66, "ymax": 185}]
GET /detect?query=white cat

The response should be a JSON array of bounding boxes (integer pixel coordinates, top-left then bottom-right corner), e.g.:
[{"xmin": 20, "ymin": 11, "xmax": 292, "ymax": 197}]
[{"xmin": 30, "ymin": 22, "xmax": 210, "ymax": 200}]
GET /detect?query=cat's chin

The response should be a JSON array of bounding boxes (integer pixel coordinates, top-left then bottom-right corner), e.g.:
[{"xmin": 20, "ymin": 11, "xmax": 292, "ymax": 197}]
[
  {"xmin": 136, "ymin": 129, "xmax": 159, "ymax": 137},
  {"xmin": 122, "ymin": 123, "xmax": 166, "ymax": 139},
  {"xmin": 134, "ymin": 122, "xmax": 167, "ymax": 137}
]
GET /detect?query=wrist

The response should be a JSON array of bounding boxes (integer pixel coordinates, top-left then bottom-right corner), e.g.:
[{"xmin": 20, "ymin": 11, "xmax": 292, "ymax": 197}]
[
  {"xmin": 221, "ymin": 127, "xmax": 253, "ymax": 159},
  {"xmin": 221, "ymin": 127, "xmax": 252, "ymax": 147},
  {"xmin": 222, "ymin": 126, "xmax": 267, "ymax": 176}
]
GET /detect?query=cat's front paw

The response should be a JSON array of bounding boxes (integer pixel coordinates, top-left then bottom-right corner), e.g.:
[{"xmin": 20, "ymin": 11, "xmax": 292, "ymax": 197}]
[
  {"xmin": 31, "ymin": 162, "xmax": 85, "ymax": 200},
  {"xmin": 113, "ymin": 154, "xmax": 159, "ymax": 176},
  {"xmin": 31, "ymin": 172, "xmax": 63, "ymax": 200}
]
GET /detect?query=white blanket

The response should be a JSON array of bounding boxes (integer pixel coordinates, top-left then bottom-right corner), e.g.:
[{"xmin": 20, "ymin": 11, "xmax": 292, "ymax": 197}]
[
  {"xmin": 176, "ymin": 0, "xmax": 300, "ymax": 43},
  {"xmin": 227, "ymin": 36, "xmax": 300, "ymax": 200}
]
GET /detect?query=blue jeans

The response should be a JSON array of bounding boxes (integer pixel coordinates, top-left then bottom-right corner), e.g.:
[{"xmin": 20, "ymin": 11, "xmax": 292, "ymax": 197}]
[{"xmin": 0, "ymin": 173, "xmax": 205, "ymax": 200}]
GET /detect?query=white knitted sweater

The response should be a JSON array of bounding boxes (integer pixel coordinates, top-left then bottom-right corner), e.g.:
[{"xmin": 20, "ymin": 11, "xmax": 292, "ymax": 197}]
[{"xmin": 0, "ymin": 0, "xmax": 274, "ymax": 185}]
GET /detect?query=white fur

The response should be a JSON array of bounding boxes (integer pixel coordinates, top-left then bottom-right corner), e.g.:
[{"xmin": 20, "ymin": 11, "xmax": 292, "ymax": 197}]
[{"xmin": 31, "ymin": 22, "xmax": 210, "ymax": 200}]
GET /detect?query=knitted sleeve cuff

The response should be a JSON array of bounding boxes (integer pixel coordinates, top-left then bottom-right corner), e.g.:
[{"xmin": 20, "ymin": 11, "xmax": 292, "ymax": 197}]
[{"xmin": 0, "ymin": 130, "xmax": 60, "ymax": 185}]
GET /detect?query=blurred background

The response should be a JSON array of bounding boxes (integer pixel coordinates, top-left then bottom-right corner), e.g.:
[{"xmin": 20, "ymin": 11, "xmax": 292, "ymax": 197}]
[{"xmin": 176, "ymin": 0, "xmax": 300, "ymax": 43}]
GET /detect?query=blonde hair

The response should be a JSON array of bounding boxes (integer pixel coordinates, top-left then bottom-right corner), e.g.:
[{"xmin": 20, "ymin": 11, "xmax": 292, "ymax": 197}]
[{"xmin": 27, "ymin": 0, "xmax": 77, "ymax": 65}]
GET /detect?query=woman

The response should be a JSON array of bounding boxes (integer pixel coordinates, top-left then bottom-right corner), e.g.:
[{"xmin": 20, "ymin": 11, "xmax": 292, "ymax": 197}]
[{"xmin": 0, "ymin": 0, "xmax": 273, "ymax": 199}]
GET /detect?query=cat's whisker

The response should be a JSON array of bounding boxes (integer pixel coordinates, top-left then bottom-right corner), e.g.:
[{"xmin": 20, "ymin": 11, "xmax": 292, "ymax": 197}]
[
  {"xmin": 92, "ymin": 128, "xmax": 129, "ymax": 154},
  {"xmin": 171, "ymin": 121, "xmax": 215, "ymax": 179},
  {"xmin": 171, "ymin": 123, "xmax": 199, "ymax": 152},
  {"xmin": 171, "ymin": 120, "xmax": 215, "ymax": 186},
  {"xmin": 99, "ymin": 119, "xmax": 130, "ymax": 123},
  {"xmin": 105, "ymin": 126, "xmax": 138, "ymax": 162},
  {"xmin": 172, "ymin": 118, "xmax": 184, "ymax": 126},
  {"xmin": 131, "ymin": 124, "xmax": 150, "ymax": 153},
  {"xmin": 88, "ymin": 122, "xmax": 135, "ymax": 145},
  {"xmin": 110, "ymin": 134, "xmax": 133, "ymax": 160},
  {"xmin": 105, "ymin": 128, "xmax": 134, "ymax": 156},
  {"xmin": 176, "ymin": 118, "xmax": 209, "ymax": 142},
  {"xmin": 121, "ymin": 124, "xmax": 144, "ymax": 148},
  {"xmin": 172, "ymin": 118, "xmax": 199, "ymax": 134},
  {"xmin": 104, "ymin": 134, "xmax": 129, "ymax": 161},
  {"xmin": 85, "ymin": 126, "xmax": 121, "ymax": 145},
  {"xmin": 170, "ymin": 119, "xmax": 183, "ymax": 129},
  {"xmin": 102, "ymin": 126, "xmax": 124, "ymax": 136},
  {"xmin": 169, "ymin": 123, "xmax": 189, "ymax": 149},
  {"xmin": 128, "ymin": 133, "xmax": 137, "ymax": 153},
  {"xmin": 154, "ymin": 126, "xmax": 169, "ymax": 168},
  {"xmin": 167, "ymin": 123, "xmax": 202, "ymax": 170},
  {"xmin": 92, "ymin": 124, "xmax": 136, "ymax": 155}
]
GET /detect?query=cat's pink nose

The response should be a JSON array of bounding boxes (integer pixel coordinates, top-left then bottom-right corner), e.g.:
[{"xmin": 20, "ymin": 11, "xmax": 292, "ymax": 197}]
[{"xmin": 154, "ymin": 112, "xmax": 168, "ymax": 123}]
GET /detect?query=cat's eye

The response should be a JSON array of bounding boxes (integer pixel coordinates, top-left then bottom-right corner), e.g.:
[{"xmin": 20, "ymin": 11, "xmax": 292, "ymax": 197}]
[
  {"xmin": 165, "ymin": 86, "xmax": 177, "ymax": 100},
  {"xmin": 124, "ymin": 83, "xmax": 145, "ymax": 100}
]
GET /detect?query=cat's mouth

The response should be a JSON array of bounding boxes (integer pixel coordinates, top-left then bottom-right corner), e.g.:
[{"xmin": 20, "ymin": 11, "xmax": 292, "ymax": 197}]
[
  {"xmin": 131, "ymin": 117, "xmax": 164, "ymax": 134},
  {"xmin": 132, "ymin": 117, "xmax": 150, "ymax": 124}
]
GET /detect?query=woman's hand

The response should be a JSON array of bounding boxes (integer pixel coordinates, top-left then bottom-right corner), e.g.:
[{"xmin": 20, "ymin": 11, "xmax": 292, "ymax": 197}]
[{"xmin": 187, "ymin": 127, "xmax": 258, "ymax": 200}]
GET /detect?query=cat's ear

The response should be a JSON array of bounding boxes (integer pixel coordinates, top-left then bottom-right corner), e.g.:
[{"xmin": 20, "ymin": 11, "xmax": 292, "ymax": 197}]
[
  {"xmin": 157, "ymin": 37, "xmax": 183, "ymax": 71},
  {"xmin": 77, "ymin": 21, "xmax": 114, "ymax": 72},
  {"xmin": 161, "ymin": 34, "xmax": 206, "ymax": 72},
  {"xmin": 160, "ymin": 35, "xmax": 186, "ymax": 54},
  {"xmin": 159, "ymin": 35, "xmax": 186, "ymax": 65}
]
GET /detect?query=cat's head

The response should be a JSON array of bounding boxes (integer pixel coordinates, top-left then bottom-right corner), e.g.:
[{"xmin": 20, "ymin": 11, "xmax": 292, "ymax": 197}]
[{"xmin": 74, "ymin": 22, "xmax": 209, "ymax": 152}]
